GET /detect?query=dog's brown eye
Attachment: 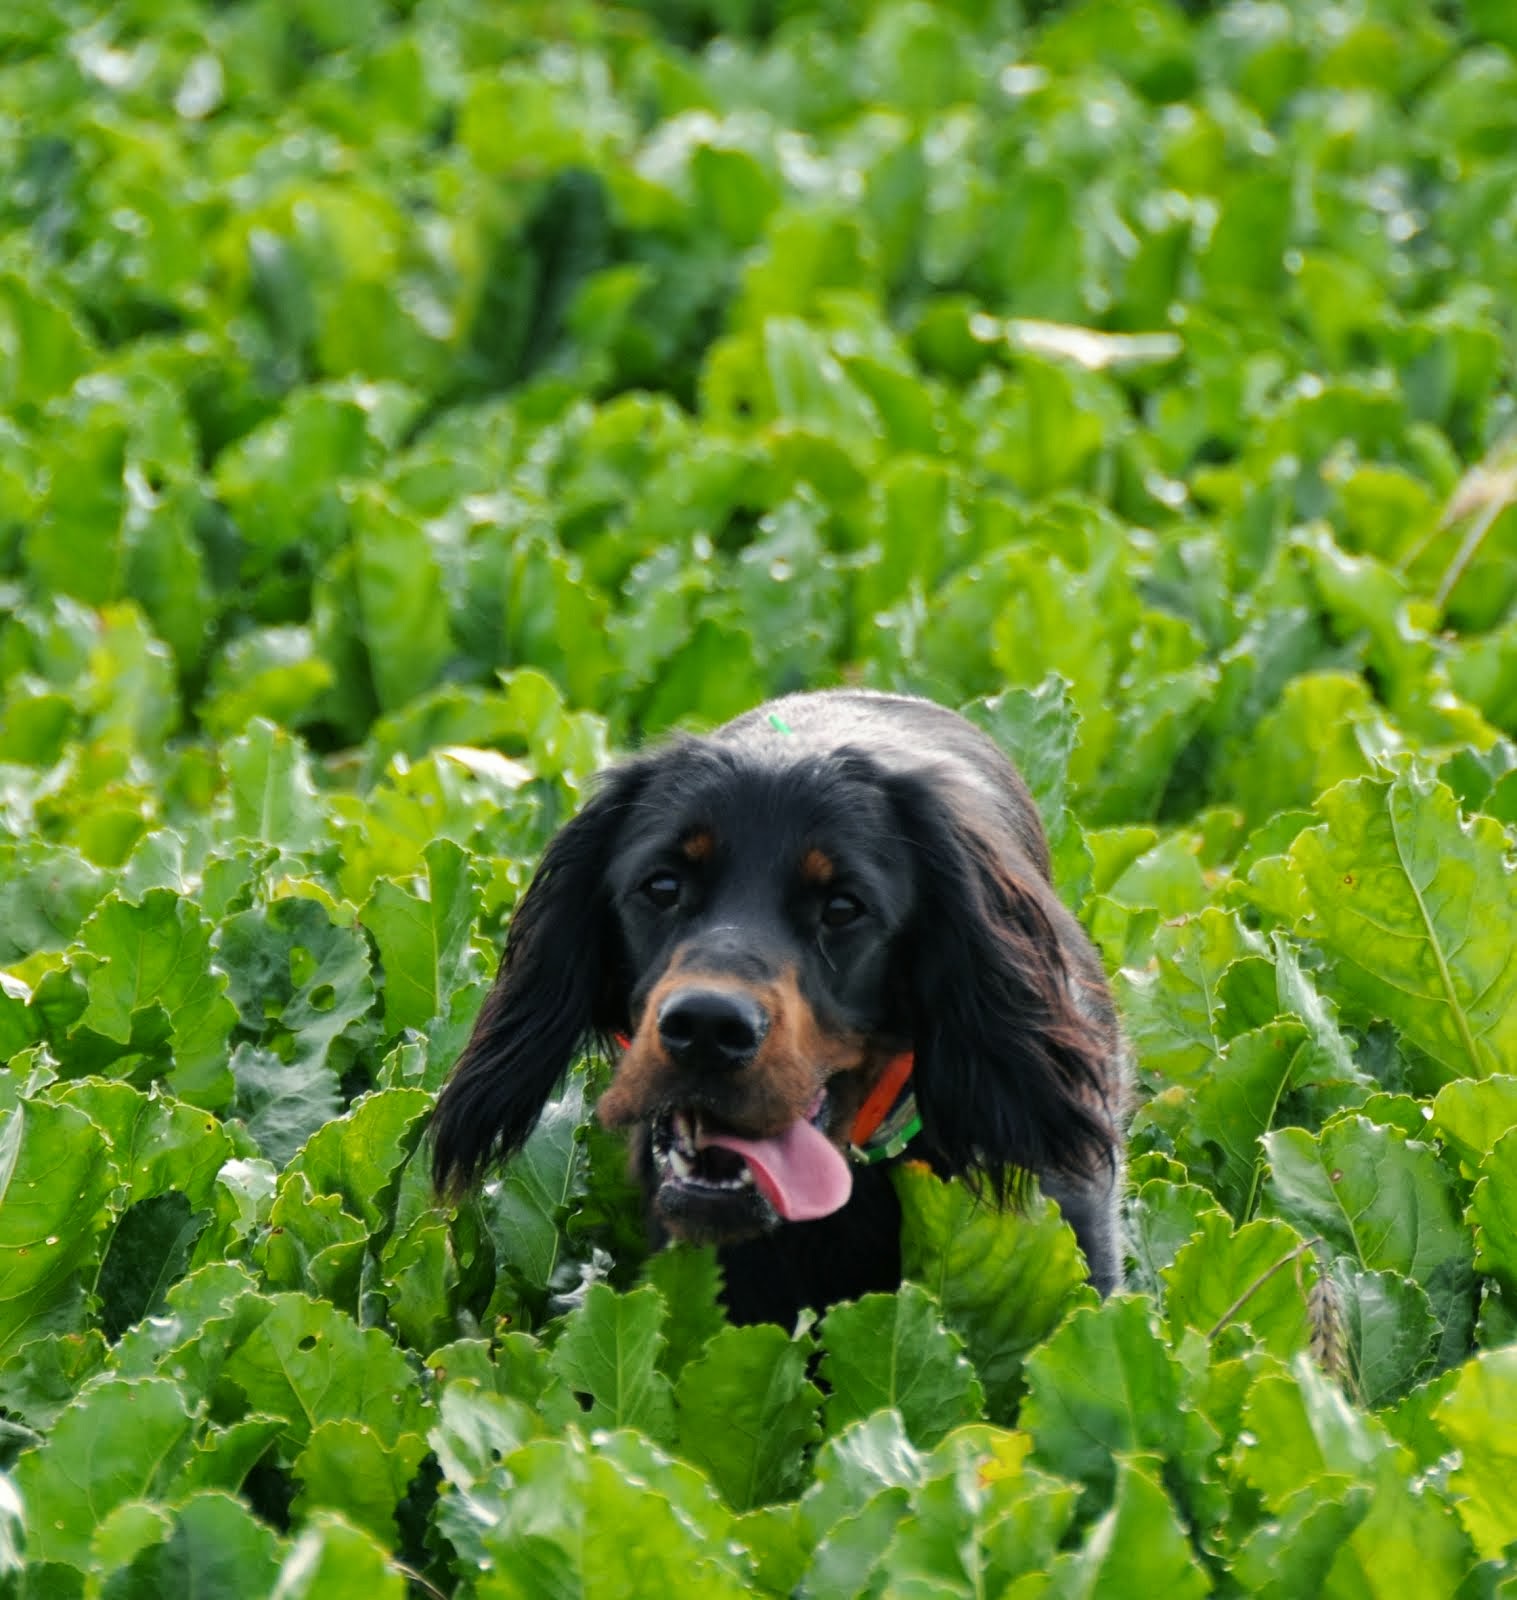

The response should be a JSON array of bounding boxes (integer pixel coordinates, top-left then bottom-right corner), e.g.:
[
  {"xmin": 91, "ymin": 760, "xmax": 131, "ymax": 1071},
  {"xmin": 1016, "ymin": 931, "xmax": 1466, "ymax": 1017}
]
[
  {"xmin": 643, "ymin": 872, "xmax": 681, "ymax": 908},
  {"xmin": 821, "ymin": 892, "xmax": 864, "ymax": 928}
]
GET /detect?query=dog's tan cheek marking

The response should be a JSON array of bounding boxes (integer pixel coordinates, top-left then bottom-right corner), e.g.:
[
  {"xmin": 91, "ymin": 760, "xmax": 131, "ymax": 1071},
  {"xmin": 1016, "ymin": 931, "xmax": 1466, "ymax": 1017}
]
[
  {"xmin": 597, "ymin": 1034, "xmax": 667, "ymax": 1127},
  {"xmin": 747, "ymin": 966, "xmax": 865, "ymax": 1127}
]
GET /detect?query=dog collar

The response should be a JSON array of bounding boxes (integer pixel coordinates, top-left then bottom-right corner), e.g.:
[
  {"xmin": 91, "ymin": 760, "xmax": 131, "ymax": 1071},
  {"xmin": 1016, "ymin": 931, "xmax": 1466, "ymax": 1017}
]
[{"xmin": 848, "ymin": 1050, "xmax": 921, "ymax": 1165}]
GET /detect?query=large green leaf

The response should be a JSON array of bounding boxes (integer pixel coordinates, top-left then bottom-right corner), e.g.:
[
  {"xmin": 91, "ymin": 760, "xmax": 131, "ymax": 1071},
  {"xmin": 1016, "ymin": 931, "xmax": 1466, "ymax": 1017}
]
[
  {"xmin": 219, "ymin": 1294, "xmax": 426, "ymax": 1450},
  {"xmin": 435, "ymin": 1434, "xmax": 748, "ymax": 1600},
  {"xmin": 1469, "ymin": 1128, "xmax": 1517, "ymax": 1295},
  {"xmin": 674, "ymin": 1324, "xmax": 822, "ymax": 1510},
  {"xmin": 1430, "ymin": 1075, "xmax": 1517, "ymax": 1172},
  {"xmin": 1231, "ymin": 1480, "xmax": 1372, "ymax": 1600},
  {"xmin": 256, "ymin": 1176, "xmax": 367, "ymax": 1311},
  {"xmin": 291, "ymin": 1419, "xmax": 429, "ymax": 1544},
  {"xmin": 1290, "ymin": 769, "xmax": 1517, "ymax": 1079},
  {"xmin": 896, "ymin": 1166, "xmax": 1091, "ymax": 1418},
  {"xmin": 0, "ymin": 841, "xmax": 108, "ymax": 965},
  {"xmin": 54, "ymin": 1080, "xmax": 231, "ymax": 1209},
  {"xmin": 349, "ymin": 487, "xmax": 455, "ymax": 713},
  {"xmin": 216, "ymin": 896, "xmax": 378, "ymax": 1071},
  {"xmin": 640, "ymin": 1244, "xmax": 725, "ymax": 1380},
  {"xmin": 11, "ymin": 1376, "xmax": 197, "ymax": 1568},
  {"xmin": 1271, "ymin": 1127, "xmax": 1454, "ymax": 1272},
  {"xmin": 91, "ymin": 1489, "xmax": 284, "ymax": 1598},
  {"xmin": 1234, "ymin": 1358, "xmax": 1401, "ymax": 1511},
  {"xmin": 1020, "ymin": 1296, "xmax": 1219, "ymax": 1516},
  {"xmin": 1161, "ymin": 1212, "xmax": 1312, "ymax": 1359},
  {"xmin": 817, "ymin": 1286, "xmax": 984, "ymax": 1448},
  {"xmin": 879, "ymin": 1427, "xmax": 1082, "ymax": 1600},
  {"xmin": 203, "ymin": 627, "xmax": 336, "ymax": 740},
  {"xmin": 1435, "ymin": 1347, "xmax": 1517, "ymax": 1561},
  {"xmin": 0, "ymin": 1101, "xmax": 117, "ymax": 1360},
  {"xmin": 1237, "ymin": 1359, "xmax": 1474, "ymax": 1593},
  {"xmin": 277, "ymin": 1086, "xmax": 431, "ymax": 1232},
  {"xmin": 1183, "ymin": 1019, "xmax": 1315, "ymax": 1218},
  {"xmin": 222, "ymin": 719, "xmax": 330, "ymax": 857},
  {"xmin": 1333, "ymin": 1263, "xmax": 1439, "ymax": 1410},
  {"xmin": 75, "ymin": 890, "xmax": 239, "ymax": 1106},
  {"xmin": 1116, "ymin": 907, "xmax": 1264, "ymax": 1084},
  {"xmin": 798, "ymin": 1410, "xmax": 924, "ymax": 1547},
  {"xmin": 547, "ymin": 1283, "xmax": 674, "ymax": 1441},
  {"xmin": 360, "ymin": 838, "xmax": 486, "ymax": 1035},
  {"xmin": 1262, "ymin": 1115, "xmax": 1476, "ymax": 1363},
  {"xmin": 231, "ymin": 1043, "xmax": 343, "ymax": 1168},
  {"xmin": 1049, "ymin": 1454, "xmax": 1209, "ymax": 1600},
  {"xmin": 380, "ymin": 1209, "xmax": 458, "ymax": 1355},
  {"xmin": 270, "ymin": 1511, "xmax": 408, "ymax": 1600},
  {"xmin": 428, "ymin": 1380, "xmax": 539, "ymax": 1492},
  {"xmin": 478, "ymin": 1069, "xmax": 591, "ymax": 1300}
]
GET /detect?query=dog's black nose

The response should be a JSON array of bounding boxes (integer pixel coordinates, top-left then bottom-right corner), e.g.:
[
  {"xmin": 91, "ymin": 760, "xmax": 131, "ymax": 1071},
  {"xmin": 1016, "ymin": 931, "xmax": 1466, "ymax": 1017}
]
[{"xmin": 657, "ymin": 988, "xmax": 768, "ymax": 1069}]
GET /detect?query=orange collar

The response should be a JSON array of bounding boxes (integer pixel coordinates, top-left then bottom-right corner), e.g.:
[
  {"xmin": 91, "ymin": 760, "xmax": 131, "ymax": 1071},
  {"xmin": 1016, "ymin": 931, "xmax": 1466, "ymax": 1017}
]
[{"xmin": 849, "ymin": 1049, "xmax": 916, "ymax": 1148}]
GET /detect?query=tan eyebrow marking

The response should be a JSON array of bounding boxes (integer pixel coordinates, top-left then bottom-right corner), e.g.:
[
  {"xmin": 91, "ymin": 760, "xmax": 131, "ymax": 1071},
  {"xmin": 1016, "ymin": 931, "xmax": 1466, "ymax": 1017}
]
[
  {"xmin": 800, "ymin": 847, "xmax": 835, "ymax": 886},
  {"xmin": 681, "ymin": 829, "xmax": 715, "ymax": 862}
]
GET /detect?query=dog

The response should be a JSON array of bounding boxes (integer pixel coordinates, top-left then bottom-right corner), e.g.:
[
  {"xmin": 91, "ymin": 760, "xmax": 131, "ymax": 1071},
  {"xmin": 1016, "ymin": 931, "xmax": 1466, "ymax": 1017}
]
[{"xmin": 432, "ymin": 690, "xmax": 1129, "ymax": 1328}]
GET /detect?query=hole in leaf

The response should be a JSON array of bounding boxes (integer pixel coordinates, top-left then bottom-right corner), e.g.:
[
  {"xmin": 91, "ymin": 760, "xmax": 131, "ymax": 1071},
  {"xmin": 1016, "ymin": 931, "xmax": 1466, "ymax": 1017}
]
[
  {"xmin": 298, "ymin": 1334, "xmax": 318, "ymax": 1351},
  {"xmin": 309, "ymin": 983, "xmax": 336, "ymax": 1013},
  {"xmin": 289, "ymin": 946, "xmax": 318, "ymax": 988}
]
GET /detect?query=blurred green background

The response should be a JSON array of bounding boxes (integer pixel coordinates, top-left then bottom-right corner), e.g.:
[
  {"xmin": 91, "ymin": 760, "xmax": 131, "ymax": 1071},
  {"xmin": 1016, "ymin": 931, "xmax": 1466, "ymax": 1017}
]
[{"xmin": 5, "ymin": 0, "xmax": 1515, "ymax": 805}]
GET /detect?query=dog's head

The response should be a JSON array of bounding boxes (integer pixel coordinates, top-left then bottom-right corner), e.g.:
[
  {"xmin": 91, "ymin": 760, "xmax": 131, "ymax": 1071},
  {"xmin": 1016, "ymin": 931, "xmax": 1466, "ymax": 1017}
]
[{"xmin": 431, "ymin": 733, "xmax": 1117, "ymax": 1244}]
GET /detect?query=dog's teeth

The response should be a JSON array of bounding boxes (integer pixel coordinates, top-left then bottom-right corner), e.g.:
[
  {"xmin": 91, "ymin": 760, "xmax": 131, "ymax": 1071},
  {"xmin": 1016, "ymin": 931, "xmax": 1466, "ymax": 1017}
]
[
  {"xmin": 668, "ymin": 1147, "xmax": 693, "ymax": 1179},
  {"xmin": 672, "ymin": 1111, "xmax": 694, "ymax": 1150}
]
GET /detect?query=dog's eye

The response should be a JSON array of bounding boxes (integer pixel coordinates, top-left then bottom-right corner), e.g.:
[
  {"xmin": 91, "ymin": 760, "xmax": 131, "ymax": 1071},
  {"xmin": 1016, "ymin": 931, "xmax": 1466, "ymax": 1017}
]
[
  {"xmin": 642, "ymin": 872, "xmax": 681, "ymax": 908},
  {"xmin": 821, "ymin": 892, "xmax": 865, "ymax": 928}
]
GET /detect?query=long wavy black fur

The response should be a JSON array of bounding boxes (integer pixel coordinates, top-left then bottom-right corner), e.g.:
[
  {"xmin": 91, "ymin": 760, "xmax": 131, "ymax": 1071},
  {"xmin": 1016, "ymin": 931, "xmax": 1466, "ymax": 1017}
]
[
  {"xmin": 430, "ymin": 764, "xmax": 646, "ymax": 1196},
  {"xmin": 884, "ymin": 766, "xmax": 1120, "ymax": 1207}
]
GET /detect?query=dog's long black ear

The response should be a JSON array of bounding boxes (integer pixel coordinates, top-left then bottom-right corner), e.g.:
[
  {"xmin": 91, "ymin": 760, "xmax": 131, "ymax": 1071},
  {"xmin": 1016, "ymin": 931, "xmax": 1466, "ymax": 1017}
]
[
  {"xmin": 886, "ymin": 769, "xmax": 1121, "ymax": 1205},
  {"xmin": 431, "ymin": 763, "xmax": 646, "ymax": 1196}
]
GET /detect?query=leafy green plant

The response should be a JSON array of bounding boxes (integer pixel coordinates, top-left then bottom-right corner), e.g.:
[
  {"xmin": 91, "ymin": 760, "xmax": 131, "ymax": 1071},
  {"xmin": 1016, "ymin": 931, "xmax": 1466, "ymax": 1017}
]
[{"xmin": 2, "ymin": 0, "xmax": 1516, "ymax": 1593}]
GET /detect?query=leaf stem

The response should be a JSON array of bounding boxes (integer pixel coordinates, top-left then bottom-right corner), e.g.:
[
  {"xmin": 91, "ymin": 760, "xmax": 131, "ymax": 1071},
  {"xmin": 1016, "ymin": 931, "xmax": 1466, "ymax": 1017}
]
[
  {"xmin": 391, "ymin": 1560, "xmax": 449, "ymax": 1599},
  {"xmin": 1206, "ymin": 1237, "xmax": 1322, "ymax": 1341},
  {"xmin": 1434, "ymin": 490, "xmax": 1511, "ymax": 614},
  {"xmin": 1388, "ymin": 792, "xmax": 1484, "ymax": 1077}
]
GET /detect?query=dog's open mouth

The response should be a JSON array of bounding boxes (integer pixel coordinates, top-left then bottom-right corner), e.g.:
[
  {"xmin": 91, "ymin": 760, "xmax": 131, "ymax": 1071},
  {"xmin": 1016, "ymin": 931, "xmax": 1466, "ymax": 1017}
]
[{"xmin": 650, "ymin": 1090, "xmax": 853, "ymax": 1228}]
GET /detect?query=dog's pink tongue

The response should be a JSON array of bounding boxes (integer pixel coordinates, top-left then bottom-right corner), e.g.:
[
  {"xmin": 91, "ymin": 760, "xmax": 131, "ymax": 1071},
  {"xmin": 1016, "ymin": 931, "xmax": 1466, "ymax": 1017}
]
[{"xmin": 698, "ymin": 1119, "xmax": 853, "ymax": 1221}]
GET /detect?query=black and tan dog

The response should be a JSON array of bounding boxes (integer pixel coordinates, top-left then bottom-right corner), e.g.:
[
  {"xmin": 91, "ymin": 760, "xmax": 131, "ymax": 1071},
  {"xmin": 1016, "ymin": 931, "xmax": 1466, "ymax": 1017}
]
[{"xmin": 432, "ymin": 690, "xmax": 1128, "ymax": 1327}]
